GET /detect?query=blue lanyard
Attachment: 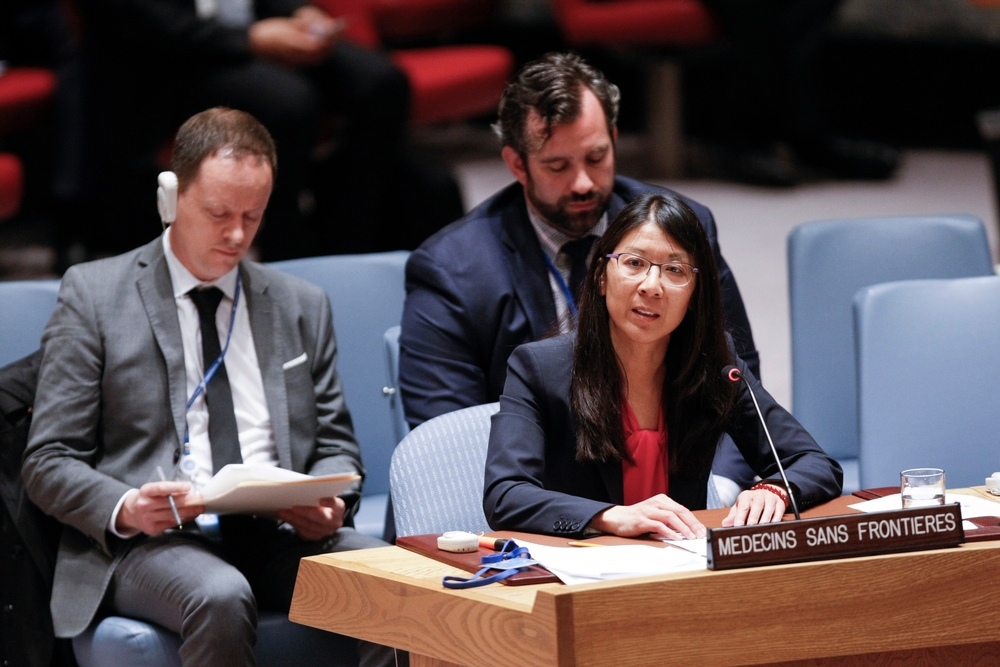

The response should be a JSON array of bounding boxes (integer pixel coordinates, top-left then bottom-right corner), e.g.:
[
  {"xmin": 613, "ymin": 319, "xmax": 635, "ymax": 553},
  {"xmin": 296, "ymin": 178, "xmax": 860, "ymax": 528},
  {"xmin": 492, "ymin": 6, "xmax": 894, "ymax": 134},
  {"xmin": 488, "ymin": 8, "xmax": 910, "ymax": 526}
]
[
  {"xmin": 542, "ymin": 252, "xmax": 578, "ymax": 319},
  {"xmin": 441, "ymin": 542, "xmax": 536, "ymax": 589},
  {"xmin": 181, "ymin": 273, "xmax": 242, "ymax": 459}
]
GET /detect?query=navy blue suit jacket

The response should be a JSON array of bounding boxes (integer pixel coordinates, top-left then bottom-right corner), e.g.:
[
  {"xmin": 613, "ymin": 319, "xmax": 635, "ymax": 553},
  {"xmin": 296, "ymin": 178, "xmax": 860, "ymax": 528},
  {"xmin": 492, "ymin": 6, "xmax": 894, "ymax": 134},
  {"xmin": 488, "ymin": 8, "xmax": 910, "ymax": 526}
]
[
  {"xmin": 482, "ymin": 335, "xmax": 843, "ymax": 537},
  {"xmin": 399, "ymin": 176, "xmax": 759, "ymax": 423}
]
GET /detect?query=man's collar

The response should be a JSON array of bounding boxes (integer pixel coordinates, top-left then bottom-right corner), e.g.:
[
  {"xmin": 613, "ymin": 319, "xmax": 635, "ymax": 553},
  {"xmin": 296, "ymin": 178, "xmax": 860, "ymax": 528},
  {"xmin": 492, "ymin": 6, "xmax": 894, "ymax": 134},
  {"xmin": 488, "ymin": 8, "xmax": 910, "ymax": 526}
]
[
  {"xmin": 162, "ymin": 227, "xmax": 239, "ymax": 300},
  {"xmin": 524, "ymin": 199, "xmax": 608, "ymax": 260}
]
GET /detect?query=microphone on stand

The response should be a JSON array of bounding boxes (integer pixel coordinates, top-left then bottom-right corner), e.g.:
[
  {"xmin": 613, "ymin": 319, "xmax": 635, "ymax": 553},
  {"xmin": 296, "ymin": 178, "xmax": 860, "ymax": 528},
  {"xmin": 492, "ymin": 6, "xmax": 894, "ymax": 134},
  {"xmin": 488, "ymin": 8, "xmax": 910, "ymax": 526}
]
[{"xmin": 722, "ymin": 365, "xmax": 801, "ymax": 520}]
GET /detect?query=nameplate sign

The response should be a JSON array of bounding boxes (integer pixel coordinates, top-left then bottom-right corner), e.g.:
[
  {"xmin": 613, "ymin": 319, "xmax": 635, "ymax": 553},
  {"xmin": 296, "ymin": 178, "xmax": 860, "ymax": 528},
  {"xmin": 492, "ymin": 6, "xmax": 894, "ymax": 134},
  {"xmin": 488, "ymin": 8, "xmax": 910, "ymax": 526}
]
[{"xmin": 706, "ymin": 503, "xmax": 963, "ymax": 570}]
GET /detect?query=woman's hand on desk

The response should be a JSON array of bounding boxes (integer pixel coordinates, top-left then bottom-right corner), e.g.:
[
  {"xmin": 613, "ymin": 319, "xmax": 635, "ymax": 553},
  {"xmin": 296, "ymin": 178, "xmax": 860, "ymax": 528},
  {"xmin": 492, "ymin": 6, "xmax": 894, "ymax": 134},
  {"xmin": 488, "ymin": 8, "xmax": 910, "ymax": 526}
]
[
  {"xmin": 588, "ymin": 495, "xmax": 706, "ymax": 540},
  {"xmin": 722, "ymin": 489, "xmax": 787, "ymax": 527},
  {"xmin": 279, "ymin": 496, "xmax": 346, "ymax": 541}
]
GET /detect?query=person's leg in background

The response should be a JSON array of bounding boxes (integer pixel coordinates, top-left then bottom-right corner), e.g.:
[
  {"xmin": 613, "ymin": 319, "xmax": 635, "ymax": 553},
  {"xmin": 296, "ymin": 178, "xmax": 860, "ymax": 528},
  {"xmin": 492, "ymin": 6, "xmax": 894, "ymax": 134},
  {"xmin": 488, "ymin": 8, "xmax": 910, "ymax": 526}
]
[
  {"xmin": 308, "ymin": 42, "xmax": 463, "ymax": 254},
  {"xmin": 78, "ymin": 54, "xmax": 176, "ymax": 255},
  {"xmin": 696, "ymin": 0, "xmax": 897, "ymax": 184}
]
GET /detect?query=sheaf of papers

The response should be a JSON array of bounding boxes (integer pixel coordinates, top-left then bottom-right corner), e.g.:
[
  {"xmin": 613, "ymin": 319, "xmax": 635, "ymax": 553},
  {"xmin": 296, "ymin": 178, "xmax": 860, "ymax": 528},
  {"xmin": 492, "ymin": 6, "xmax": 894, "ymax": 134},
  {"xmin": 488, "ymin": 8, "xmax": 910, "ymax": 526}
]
[
  {"xmin": 512, "ymin": 538, "xmax": 707, "ymax": 585},
  {"xmin": 185, "ymin": 464, "xmax": 359, "ymax": 515},
  {"xmin": 661, "ymin": 535, "xmax": 709, "ymax": 558},
  {"xmin": 848, "ymin": 493, "xmax": 1000, "ymax": 521}
]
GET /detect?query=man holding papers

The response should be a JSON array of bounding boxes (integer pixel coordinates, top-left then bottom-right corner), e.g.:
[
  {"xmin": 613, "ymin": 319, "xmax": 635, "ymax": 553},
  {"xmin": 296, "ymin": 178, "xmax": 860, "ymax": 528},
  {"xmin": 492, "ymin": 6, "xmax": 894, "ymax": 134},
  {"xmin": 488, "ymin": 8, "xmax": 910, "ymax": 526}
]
[{"xmin": 23, "ymin": 108, "xmax": 396, "ymax": 666}]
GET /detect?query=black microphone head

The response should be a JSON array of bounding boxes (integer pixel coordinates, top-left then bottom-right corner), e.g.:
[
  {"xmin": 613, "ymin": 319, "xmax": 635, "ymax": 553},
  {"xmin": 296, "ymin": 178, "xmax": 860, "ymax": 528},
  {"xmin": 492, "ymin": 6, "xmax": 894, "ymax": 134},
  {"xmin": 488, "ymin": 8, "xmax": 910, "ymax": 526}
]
[{"xmin": 722, "ymin": 365, "xmax": 742, "ymax": 383}]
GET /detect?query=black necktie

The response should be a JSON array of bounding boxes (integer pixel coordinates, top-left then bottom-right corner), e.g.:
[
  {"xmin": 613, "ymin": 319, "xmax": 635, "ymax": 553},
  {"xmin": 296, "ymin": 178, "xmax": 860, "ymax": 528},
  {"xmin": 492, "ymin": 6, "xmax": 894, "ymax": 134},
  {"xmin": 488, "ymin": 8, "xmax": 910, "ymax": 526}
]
[
  {"xmin": 562, "ymin": 236, "xmax": 596, "ymax": 303},
  {"xmin": 189, "ymin": 287, "xmax": 243, "ymax": 473}
]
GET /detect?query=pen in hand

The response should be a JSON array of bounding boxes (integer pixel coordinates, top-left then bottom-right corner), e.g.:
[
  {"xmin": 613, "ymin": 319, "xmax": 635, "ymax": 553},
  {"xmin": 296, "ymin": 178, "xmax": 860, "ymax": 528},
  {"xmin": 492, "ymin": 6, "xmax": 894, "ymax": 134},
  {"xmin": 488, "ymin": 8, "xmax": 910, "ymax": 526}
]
[{"xmin": 157, "ymin": 465, "xmax": 184, "ymax": 529}]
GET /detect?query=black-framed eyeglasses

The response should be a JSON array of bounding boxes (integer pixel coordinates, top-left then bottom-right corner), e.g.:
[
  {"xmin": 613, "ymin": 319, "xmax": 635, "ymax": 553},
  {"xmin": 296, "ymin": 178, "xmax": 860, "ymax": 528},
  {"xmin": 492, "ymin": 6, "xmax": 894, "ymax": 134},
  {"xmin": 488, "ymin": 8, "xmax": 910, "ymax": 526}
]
[{"xmin": 605, "ymin": 253, "xmax": 698, "ymax": 287}]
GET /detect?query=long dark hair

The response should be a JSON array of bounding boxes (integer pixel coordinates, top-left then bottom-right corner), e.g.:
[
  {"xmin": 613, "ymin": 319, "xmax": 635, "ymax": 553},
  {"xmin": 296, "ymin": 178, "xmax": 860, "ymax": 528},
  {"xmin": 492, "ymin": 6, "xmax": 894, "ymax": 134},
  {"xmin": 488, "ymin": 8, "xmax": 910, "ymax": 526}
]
[{"xmin": 570, "ymin": 193, "xmax": 736, "ymax": 473}]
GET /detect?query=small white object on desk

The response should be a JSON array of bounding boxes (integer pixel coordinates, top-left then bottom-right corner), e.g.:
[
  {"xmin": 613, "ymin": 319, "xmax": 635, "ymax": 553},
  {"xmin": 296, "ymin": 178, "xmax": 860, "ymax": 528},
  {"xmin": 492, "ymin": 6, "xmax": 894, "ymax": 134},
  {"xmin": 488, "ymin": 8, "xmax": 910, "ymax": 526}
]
[
  {"xmin": 436, "ymin": 531, "xmax": 479, "ymax": 553},
  {"xmin": 986, "ymin": 473, "xmax": 1000, "ymax": 495}
]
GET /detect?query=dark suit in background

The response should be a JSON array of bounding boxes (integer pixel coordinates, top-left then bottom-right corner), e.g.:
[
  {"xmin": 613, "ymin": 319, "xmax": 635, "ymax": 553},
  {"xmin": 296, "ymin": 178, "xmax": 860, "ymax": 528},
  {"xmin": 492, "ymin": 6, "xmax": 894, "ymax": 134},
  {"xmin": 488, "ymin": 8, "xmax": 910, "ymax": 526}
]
[
  {"xmin": 22, "ymin": 237, "xmax": 383, "ymax": 662},
  {"xmin": 0, "ymin": 351, "xmax": 75, "ymax": 667},
  {"xmin": 483, "ymin": 335, "xmax": 843, "ymax": 536},
  {"xmin": 399, "ymin": 175, "xmax": 759, "ymax": 485}
]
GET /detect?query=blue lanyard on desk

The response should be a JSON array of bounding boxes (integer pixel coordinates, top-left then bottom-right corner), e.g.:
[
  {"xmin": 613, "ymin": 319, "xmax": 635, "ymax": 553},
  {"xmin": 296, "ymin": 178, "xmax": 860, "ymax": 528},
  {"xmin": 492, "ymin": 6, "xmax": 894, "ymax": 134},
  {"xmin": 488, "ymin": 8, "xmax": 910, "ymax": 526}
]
[
  {"xmin": 542, "ymin": 252, "xmax": 578, "ymax": 319},
  {"xmin": 178, "ymin": 273, "xmax": 242, "ymax": 477},
  {"xmin": 441, "ymin": 542, "xmax": 536, "ymax": 589}
]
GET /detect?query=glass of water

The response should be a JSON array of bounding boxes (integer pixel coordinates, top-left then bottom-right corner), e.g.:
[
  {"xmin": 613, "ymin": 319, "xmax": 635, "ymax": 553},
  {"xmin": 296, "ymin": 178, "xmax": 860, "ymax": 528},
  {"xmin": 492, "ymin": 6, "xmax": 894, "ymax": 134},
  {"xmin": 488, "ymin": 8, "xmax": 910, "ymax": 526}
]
[{"xmin": 900, "ymin": 468, "xmax": 946, "ymax": 508}]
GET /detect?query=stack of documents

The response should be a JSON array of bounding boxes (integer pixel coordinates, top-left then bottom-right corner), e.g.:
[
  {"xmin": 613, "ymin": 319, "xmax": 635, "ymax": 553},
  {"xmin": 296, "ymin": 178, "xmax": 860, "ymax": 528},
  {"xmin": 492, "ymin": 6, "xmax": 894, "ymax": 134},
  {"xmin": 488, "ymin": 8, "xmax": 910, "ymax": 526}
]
[
  {"xmin": 511, "ymin": 538, "xmax": 707, "ymax": 585},
  {"xmin": 185, "ymin": 464, "xmax": 359, "ymax": 515}
]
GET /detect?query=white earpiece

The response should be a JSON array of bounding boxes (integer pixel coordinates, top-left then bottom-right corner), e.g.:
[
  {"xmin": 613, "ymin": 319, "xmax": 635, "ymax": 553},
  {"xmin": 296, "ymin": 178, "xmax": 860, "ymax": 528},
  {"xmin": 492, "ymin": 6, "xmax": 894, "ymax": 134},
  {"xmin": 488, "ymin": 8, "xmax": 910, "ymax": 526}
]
[{"xmin": 157, "ymin": 171, "xmax": 178, "ymax": 229}]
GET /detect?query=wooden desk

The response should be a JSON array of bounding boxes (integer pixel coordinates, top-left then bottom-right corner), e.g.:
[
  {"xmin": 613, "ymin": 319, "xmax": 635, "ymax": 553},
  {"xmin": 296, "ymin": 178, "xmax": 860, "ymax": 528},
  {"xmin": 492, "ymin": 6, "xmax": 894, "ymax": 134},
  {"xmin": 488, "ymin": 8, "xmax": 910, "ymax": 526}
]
[{"xmin": 289, "ymin": 495, "xmax": 1000, "ymax": 666}]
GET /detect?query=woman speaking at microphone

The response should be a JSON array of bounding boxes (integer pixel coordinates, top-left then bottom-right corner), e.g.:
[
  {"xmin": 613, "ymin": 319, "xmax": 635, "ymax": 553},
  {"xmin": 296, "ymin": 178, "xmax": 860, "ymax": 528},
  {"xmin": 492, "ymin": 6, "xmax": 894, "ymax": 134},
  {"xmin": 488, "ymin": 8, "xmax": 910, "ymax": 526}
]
[{"xmin": 483, "ymin": 193, "xmax": 842, "ymax": 539}]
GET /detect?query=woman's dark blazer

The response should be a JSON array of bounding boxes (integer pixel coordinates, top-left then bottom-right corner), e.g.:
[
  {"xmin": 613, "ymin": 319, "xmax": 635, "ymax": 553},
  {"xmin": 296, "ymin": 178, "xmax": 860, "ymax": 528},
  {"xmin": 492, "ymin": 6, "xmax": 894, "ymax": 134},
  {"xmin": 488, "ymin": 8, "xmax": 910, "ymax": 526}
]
[{"xmin": 483, "ymin": 335, "xmax": 843, "ymax": 537}]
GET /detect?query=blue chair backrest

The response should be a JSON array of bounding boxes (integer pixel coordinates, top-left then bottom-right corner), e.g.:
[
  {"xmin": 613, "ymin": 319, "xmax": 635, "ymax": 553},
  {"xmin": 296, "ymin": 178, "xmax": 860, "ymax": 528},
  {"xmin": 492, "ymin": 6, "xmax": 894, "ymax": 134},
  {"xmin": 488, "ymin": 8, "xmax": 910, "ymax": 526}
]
[
  {"xmin": 788, "ymin": 215, "xmax": 993, "ymax": 466},
  {"xmin": 0, "ymin": 279, "xmax": 61, "ymax": 367},
  {"xmin": 269, "ymin": 252, "xmax": 408, "ymax": 498},
  {"xmin": 382, "ymin": 326, "xmax": 409, "ymax": 446},
  {"xmin": 389, "ymin": 403, "xmax": 498, "ymax": 538},
  {"xmin": 854, "ymin": 276, "xmax": 1000, "ymax": 488}
]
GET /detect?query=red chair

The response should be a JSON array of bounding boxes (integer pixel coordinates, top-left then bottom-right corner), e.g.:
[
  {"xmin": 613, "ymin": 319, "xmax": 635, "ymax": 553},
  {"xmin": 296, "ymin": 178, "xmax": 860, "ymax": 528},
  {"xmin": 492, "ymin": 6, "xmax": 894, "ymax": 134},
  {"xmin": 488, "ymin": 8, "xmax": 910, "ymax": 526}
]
[
  {"xmin": 550, "ymin": 0, "xmax": 719, "ymax": 177},
  {"xmin": 391, "ymin": 46, "xmax": 512, "ymax": 125},
  {"xmin": 314, "ymin": 0, "xmax": 513, "ymax": 125},
  {"xmin": 0, "ymin": 153, "xmax": 24, "ymax": 221},
  {"xmin": 551, "ymin": 0, "xmax": 715, "ymax": 47},
  {"xmin": 366, "ymin": 0, "xmax": 499, "ymax": 42},
  {"xmin": 0, "ymin": 67, "xmax": 58, "ymax": 136}
]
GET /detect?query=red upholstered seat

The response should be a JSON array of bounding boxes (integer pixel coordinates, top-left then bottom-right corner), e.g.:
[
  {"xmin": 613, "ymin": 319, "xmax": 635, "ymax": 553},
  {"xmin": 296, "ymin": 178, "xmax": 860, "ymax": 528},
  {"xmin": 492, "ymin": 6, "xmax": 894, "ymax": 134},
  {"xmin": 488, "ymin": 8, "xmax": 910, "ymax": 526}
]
[
  {"xmin": 551, "ymin": 0, "xmax": 718, "ymax": 47},
  {"xmin": 0, "ymin": 153, "xmax": 24, "ymax": 221},
  {"xmin": 368, "ymin": 0, "xmax": 498, "ymax": 41},
  {"xmin": 312, "ymin": 0, "xmax": 513, "ymax": 126},
  {"xmin": 0, "ymin": 67, "xmax": 58, "ymax": 135},
  {"xmin": 391, "ymin": 46, "xmax": 512, "ymax": 125}
]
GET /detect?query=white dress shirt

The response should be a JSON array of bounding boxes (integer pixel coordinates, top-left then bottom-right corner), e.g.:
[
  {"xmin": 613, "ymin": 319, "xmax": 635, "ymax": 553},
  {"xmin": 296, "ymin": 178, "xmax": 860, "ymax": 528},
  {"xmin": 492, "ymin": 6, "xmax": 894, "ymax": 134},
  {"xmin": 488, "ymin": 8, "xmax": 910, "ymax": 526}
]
[{"xmin": 162, "ymin": 228, "xmax": 278, "ymax": 489}]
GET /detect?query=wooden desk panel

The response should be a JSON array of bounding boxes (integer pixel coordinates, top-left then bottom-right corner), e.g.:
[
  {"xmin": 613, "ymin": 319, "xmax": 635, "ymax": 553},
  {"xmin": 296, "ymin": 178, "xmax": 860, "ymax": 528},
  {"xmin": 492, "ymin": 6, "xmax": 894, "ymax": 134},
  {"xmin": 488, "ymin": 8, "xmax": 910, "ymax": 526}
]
[
  {"xmin": 290, "ymin": 547, "xmax": 563, "ymax": 666},
  {"xmin": 290, "ymin": 494, "xmax": 1000, "ymax": 666}
]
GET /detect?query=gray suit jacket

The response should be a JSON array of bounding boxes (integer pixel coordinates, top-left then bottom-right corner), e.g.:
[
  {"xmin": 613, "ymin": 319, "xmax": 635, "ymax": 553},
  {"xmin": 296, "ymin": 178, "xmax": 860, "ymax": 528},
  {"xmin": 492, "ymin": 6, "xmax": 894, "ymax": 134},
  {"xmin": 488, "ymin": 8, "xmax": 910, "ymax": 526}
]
[{"xmin": 22, "ymin": 237, "xmax": 364, "ymax": 638}]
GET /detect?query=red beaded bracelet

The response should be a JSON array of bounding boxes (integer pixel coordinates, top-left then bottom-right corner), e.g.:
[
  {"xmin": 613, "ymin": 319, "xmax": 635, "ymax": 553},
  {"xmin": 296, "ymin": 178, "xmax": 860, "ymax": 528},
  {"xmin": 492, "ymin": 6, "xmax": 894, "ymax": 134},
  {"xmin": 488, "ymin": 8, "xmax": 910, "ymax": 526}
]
[{"xmin": 751, "ymin": 483, "xmax": 789, "ymax": 509}]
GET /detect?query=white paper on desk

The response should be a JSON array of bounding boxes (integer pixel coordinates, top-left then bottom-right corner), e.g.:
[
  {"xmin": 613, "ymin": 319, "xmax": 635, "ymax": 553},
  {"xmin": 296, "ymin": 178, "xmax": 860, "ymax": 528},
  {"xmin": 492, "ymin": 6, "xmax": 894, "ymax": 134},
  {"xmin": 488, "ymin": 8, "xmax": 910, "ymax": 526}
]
[
  {"xmin": 849, "ymin": 493, "xmax": 1000, "ymax": 519},
  {"xmin": 187, "ymin": 464, "xmax": 359, "ymax": 515},
  {"xmin": 512, "ymin": 539, "xmax": 706, "ymax": 586},
  {"xmin": 661, "ymin": 536, "xmax": 709, "ymax": 558}
]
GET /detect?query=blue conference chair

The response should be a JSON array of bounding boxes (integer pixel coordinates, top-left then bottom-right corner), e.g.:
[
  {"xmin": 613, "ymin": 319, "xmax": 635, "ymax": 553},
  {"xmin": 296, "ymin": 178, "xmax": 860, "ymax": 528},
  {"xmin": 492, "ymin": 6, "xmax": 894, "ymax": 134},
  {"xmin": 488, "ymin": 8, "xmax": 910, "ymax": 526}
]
[
  {"xmin": 854, "ymin": 276, "xmax": 1000, "ymax": 489},
  {"xmin": 382, "ymin": 326, "xmax": 409, "ymax": 446},
  {"xmin": 270, "ymin": 251, "xmax": 408, "ymax": 538},
  {"xmin": 787, "ymin": 215, "xmax": 993, "ymax": 493},
  {"xmin": 0, "ymin": 279, "xmax": 60, "ymax": 367},
  {"xmin": 390, "ymin": 403, "xmax": 498, "ymax": 538}
]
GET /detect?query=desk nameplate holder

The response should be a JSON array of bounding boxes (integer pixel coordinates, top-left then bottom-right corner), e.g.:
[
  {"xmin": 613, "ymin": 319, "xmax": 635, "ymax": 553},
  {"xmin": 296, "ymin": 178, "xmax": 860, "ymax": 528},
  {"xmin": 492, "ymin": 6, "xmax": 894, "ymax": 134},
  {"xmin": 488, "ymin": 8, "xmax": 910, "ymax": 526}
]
[{"xmin": 706, "ymin": 503, "xmax": 963, "ymax": 570}]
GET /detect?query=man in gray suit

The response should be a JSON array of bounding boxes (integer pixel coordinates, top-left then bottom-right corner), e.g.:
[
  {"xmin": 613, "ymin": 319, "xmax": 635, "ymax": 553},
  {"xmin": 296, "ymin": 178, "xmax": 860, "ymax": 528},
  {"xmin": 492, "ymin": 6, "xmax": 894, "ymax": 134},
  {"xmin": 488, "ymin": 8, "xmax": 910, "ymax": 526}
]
[{"xmin": 23, "ymin": 108, "xmax": 395, "ymax": 666}]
